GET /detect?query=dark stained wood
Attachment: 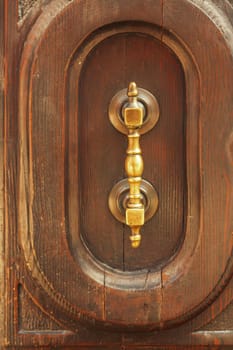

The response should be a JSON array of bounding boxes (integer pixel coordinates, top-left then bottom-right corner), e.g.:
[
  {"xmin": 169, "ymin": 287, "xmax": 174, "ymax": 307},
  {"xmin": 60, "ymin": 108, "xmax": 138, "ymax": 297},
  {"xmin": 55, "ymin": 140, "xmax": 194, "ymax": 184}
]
[
  {"xmin": 2, "ymin": 0, "xmax": 233, "ymax": 348},
  {"xmin": 160, "ymin": 0, "xmax": 233, "ymax": 326},
  {"xmin": 78, "ymin": 31, "xmax": 185, "ymax": 271},
  {"xmin": 18, "ymin": 284, "xmax": 61, "ymax": 331},
  {"xmin": 0, "ymin": 0, "xmax": 5, "ymax": 345},
  {"xmin": 4, "ymin": 1, "xmax": 21, "ymax": 347}
]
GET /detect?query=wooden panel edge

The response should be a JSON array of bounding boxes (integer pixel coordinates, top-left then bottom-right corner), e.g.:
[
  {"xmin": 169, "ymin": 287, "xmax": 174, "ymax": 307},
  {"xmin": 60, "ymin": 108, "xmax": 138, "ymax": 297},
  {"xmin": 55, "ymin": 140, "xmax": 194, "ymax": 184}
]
[
  {"xmin": 0, "ymin": 0, "xmax": 5, "ymax": 347},
  {"xmin": 0, "ymin": 0, "xmax": 6, "ymax": 347}
]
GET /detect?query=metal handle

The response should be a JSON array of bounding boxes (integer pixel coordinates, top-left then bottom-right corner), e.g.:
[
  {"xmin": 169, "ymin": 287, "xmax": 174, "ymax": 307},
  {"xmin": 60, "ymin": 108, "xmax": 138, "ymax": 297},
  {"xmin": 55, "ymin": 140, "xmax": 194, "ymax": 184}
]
[
  {"xmin": 108, "ymin": 82, "xmax": 159, "ymax": 248},
  {"xmin": 124, "ymin": 82, "xmax": 145, "ymax": 247}
]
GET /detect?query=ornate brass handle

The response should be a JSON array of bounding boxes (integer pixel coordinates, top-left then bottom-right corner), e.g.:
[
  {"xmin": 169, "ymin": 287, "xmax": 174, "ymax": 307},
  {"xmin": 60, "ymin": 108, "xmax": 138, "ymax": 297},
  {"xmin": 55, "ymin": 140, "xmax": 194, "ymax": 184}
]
[
  {"xmin": 124, "ymin": 82, "xmax": 145, "ymax": 247},
  {"xmin": 108, "ymin": 82, "xmax": 159, "ymax": 248}
]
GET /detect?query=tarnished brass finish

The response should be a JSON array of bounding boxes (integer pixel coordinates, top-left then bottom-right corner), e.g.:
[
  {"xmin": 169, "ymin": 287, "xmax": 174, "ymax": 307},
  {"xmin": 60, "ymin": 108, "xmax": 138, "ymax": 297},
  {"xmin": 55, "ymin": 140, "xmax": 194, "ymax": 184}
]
[
  {"xmin": 124, "ymin": 82, "xmax": 145, "ymax": 248},
  {"xmin": 108, "ymin": 82, "xmax": 159, "ymax": 248},
  {"xmin": 108, "ymin": 179, "xmax": 159, "ymax": 224},
  {"xmin": 109, "ymin": 86, "xmax": 159, "ymax": 135}
]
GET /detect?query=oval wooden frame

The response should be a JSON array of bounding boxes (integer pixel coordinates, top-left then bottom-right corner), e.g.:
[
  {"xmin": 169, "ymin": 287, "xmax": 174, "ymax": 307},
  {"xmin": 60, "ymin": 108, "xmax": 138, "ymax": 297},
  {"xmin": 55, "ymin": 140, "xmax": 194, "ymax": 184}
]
[
  {"xmin": 66, "ymin": 23, "xmax": 198, "ymax": 292},
  {"xmin": 18, "ymin": 0, "xmax": 233, "ymax": 331}
]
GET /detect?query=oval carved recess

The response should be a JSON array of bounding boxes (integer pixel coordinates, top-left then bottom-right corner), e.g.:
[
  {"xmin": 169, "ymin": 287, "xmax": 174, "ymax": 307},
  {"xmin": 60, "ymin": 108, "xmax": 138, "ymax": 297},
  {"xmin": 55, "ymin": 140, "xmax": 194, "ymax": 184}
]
[
  {"xmin": 18, "ymin": 0, "xmax": 233, "ymax": 331},
  {"xmin": 68, "ymin": 28, "xmax": 186, "ymax": 273}
]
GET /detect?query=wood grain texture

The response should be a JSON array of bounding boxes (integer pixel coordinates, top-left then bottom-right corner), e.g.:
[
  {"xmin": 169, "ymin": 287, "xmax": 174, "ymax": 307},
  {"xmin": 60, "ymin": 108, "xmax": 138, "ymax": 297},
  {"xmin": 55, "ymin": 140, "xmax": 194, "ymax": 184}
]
[
  {"xmin": 18, "ymin": 284, "xmax": 62, "ymax": 331},
  {"xmin": 0, "ymin": 0, "xmax": 5, "ymax": 346},
  {"xmin": 78, "ymin": 31, "xmax": 185, "ymax": 271},
  {"xmin": 160, "ymin": 0, "xmax": 233, "ymax": 326},
  {"xmin": 18, "ymin": 0, "xmax": 233, "ymax": 330},
  {"xmin": 2, "ymin": 0, "xmax": 233, "ymax": 348},
  {"xmin": 18, "ymin": 0, "xmax": 39, "ymax": 20},
  {"xmin": 4, "ymin": 1, "xmax": 21, "ymax": 347}
]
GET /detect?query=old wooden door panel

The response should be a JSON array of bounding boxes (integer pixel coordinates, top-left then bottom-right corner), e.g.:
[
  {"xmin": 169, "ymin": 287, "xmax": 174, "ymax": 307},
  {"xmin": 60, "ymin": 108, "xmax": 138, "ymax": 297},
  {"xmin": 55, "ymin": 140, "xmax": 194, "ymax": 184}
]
[
  {"xmin": 2, "ymin": 0, "xmax": 233, "ymax": 348},
  {"xmin": 76, "ymin": 31, "xmax": 185, "ymax": 270}
]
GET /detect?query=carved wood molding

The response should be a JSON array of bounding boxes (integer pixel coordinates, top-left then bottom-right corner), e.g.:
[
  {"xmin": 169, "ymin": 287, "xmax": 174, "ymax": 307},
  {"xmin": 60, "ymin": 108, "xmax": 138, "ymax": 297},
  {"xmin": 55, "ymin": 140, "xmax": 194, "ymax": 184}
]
[
  {"xmin": 18, "ymin": 0, "xmax": 41, "ymax": 21},
  {"xmin": 17, "ymin": 0, "xmax": 233, "ymax": 333},
  {"xmin": 3, "ymin": 0, "xmax": 233, "ymax": 347}
]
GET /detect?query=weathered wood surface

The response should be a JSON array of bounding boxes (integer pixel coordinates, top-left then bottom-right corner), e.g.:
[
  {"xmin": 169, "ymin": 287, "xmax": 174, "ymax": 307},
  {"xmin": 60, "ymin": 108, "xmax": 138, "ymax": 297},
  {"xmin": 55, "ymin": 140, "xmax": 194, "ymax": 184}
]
[
  {"xmin": 2, "ymin": 0, "xmax": 233, "ymax": 348},
  {"xmin": 0, "ymin": 0, "xmax": 5, "ymax": 346}
]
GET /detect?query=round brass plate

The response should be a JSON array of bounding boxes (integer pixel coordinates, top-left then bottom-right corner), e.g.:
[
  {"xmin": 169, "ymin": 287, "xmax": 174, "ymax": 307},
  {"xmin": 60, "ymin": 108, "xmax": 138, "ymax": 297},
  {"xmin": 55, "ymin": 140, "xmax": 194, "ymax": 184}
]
[
  {"xmin": 108, "ymin": 179, "xmax": 159, "ymax": 223},
  {"xmin": 109, "ymin": 87, "xmax": 159, "ymax": 135}
]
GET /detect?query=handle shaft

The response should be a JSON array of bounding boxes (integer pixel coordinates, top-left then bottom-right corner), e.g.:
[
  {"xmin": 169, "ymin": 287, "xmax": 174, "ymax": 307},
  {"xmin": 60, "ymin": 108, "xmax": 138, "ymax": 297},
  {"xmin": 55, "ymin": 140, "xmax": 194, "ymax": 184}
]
[{"xmin": 124, "ymin": 82, "xmax": 145, "ymax": 248}]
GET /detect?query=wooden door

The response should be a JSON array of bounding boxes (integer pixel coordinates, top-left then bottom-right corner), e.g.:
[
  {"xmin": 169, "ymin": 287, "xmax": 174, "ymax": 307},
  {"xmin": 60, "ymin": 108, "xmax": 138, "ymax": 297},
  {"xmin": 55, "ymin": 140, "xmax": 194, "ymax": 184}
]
[{"xmin": 1, "ymin": 0, "xmax": 233, "ymax": 348}]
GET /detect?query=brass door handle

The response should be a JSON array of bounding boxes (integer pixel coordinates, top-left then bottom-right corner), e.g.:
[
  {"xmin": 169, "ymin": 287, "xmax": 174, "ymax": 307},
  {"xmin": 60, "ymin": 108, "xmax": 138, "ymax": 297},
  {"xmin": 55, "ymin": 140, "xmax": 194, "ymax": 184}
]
[
  {"xmin": 124, "ymin": 82, "xmax": 145, "ymax": 247},
  {"xmin": 108, "ymin": 82, "xmax": 159, "ymax": 248}
]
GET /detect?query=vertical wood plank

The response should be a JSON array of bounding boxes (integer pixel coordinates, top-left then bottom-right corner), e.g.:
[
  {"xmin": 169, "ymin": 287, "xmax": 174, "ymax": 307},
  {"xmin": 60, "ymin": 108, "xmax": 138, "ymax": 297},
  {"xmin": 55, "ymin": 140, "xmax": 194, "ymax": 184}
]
[
  {"xmin": 0, "ymin": 0, "xmax": 5, "ymax": 346},
  {"xmin": 2, "ymin": 0, "xmax": 233, "ymax": 348},
  {"xmin": 4, "ymin": 0, "xmax": 20, "ymax": 346}
]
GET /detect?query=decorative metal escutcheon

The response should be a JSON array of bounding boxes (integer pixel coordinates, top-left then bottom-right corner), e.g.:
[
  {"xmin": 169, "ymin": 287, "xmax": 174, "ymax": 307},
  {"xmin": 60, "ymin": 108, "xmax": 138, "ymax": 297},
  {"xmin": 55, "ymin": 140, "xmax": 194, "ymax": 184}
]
[{"xmin": 108, "ymin": 82, "xmax": 160, "ymax": 248}]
